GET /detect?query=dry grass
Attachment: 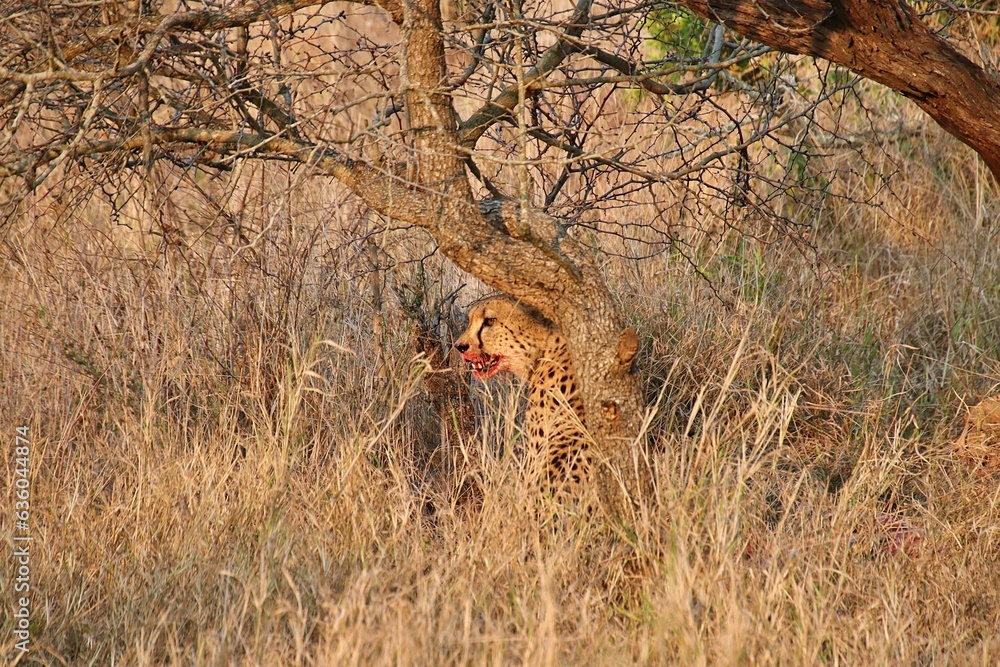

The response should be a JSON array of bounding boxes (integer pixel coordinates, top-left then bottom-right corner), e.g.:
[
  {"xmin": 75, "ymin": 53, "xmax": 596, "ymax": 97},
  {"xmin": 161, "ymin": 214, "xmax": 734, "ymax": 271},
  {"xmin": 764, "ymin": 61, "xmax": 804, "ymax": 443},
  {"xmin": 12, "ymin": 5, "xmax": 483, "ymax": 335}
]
[{"xmin": 3, "ymin": 109, "xmax": 1000, "ymax": 665}]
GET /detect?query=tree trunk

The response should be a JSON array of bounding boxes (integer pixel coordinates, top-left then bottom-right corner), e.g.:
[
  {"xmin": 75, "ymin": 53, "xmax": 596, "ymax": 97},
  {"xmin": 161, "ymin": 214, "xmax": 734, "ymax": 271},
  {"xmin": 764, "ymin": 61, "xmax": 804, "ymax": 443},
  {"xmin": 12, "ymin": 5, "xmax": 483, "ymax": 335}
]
[
  {"xmin": 337, "ymin": 0, "xmax": 645, "ymax": 513},
  {"xmin": 679, "ymin": 0, "xmax": 1000, "ymax": 182}
]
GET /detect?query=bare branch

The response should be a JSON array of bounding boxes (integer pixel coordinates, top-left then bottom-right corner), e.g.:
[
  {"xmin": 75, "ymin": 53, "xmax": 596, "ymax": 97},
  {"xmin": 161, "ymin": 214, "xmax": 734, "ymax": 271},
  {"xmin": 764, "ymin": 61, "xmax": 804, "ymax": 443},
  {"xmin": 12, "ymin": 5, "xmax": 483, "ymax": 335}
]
[
  {"xmin": 58, "ymin": 0, "xmax": 403, "ymax": 66},
  {"xmin": 679, "ymin": 0, "xmax": 1000, "ymax": 182},
  {"xmin": 457, "ymin": 0, "xmax": 593, "ymax": 149}
]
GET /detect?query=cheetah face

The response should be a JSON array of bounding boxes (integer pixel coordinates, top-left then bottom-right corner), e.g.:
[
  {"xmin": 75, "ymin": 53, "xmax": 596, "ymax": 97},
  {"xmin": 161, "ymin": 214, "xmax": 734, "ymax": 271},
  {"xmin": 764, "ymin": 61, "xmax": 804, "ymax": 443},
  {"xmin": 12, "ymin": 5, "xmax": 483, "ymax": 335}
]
[{"xmin": 454, "ymin": 296, "xmax": 549, "ymax": 381}]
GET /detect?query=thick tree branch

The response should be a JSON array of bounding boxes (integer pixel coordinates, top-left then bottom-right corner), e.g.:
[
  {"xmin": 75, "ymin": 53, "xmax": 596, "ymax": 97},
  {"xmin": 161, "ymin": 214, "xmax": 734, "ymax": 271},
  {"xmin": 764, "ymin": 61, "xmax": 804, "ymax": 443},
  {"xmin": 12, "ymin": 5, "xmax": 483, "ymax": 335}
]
[{"xmin": 679, "ymin": 0, "xmax": 1000, "ymax": 181}]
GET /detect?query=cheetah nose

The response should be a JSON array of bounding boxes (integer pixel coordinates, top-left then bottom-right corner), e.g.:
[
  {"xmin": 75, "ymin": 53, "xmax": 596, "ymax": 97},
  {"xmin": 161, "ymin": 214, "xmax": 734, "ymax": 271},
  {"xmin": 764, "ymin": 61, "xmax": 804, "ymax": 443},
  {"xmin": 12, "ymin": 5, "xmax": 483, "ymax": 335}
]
[{"xmin": 454, "ymin": 342, "xmax": 470, "ymax": 353}]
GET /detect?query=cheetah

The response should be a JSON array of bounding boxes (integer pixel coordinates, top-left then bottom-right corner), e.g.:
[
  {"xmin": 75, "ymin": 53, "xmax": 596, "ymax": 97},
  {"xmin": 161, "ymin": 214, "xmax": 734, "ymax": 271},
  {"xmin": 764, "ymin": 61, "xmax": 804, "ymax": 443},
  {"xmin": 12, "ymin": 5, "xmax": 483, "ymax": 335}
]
[{"xmin": 453, "ymin": 295, "xmax": 590, "ymax": 497}]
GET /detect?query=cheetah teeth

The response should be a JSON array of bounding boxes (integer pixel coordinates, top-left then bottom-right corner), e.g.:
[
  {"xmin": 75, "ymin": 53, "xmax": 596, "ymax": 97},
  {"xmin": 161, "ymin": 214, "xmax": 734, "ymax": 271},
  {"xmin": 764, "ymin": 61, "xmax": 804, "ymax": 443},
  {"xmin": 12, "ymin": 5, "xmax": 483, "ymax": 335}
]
[{"xmin": 472, "ymin": 358, "xmax": 497, "ymax": 373}]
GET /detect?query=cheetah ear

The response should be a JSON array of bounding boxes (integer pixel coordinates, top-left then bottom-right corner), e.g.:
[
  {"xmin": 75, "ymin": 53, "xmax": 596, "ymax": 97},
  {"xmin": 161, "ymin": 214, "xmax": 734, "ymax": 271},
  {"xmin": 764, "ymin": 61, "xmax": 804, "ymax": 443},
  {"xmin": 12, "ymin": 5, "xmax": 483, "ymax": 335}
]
[{"xmin": 615, "ymin": 327, "xmax": 639, "ymax": 368}]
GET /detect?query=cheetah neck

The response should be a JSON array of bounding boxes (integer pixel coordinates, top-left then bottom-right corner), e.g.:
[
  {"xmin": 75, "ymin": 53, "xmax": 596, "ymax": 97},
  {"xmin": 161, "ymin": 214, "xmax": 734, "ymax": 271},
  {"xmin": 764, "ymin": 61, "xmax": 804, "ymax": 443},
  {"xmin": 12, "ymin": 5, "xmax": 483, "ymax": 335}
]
[{"xmin": 526, "ymin": 333, "xmax": 584, "ymax": 418}]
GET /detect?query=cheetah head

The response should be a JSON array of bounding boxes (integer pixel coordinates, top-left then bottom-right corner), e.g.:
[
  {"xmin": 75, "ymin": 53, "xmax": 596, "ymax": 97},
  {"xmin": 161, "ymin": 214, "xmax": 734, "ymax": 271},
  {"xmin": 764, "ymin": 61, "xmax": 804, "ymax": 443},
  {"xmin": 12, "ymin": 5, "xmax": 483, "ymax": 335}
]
[{"xmin": 454, "ymin": 295, "xmax": 552, "ymax": 381}]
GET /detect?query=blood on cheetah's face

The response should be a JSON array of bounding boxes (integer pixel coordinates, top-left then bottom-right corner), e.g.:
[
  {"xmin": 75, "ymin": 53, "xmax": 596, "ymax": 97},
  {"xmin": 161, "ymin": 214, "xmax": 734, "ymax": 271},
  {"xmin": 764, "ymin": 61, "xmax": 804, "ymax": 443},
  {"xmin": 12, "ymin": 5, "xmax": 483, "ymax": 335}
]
[{"xmin": 453, "ymin": 295, "xmax": 551, "ymax": 381}]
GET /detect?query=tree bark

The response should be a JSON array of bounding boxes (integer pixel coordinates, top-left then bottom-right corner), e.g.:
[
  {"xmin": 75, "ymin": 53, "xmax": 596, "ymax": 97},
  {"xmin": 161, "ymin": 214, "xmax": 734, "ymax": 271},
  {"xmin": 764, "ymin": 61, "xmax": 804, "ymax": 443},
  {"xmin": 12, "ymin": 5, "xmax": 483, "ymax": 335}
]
[
  {"xmin": 368, "ymin": 0, "xmax": 644, "ymax": 512},
  {"xmin": 678, "ymin": 0, "xmax": 1000, "ymax": 182}
]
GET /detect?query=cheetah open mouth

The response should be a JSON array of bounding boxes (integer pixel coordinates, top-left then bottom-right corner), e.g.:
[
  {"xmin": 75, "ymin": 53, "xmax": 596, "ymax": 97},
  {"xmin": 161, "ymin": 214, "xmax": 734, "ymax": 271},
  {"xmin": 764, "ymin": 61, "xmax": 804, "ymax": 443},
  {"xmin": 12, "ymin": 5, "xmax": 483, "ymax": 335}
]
[{"xmin": 468, "ymin": 355, "xmax": 501, "ymax": 380}]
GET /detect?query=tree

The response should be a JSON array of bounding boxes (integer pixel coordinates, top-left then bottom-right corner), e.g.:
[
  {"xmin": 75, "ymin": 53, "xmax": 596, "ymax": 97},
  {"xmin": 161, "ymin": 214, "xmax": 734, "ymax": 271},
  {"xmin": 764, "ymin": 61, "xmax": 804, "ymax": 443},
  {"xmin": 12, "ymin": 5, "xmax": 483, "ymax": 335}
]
[{"xmin": 2, "ymin": 0, "xmax": 997, "ymax": 511}]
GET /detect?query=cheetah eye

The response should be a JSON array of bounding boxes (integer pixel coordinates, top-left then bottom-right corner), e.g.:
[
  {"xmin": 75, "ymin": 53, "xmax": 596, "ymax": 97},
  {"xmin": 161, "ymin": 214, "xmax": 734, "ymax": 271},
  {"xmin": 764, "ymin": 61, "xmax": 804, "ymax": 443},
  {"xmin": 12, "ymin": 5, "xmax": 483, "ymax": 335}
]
[{"xmin": 483, "ymin": 317, "xmax": 497, "ymax": 327}]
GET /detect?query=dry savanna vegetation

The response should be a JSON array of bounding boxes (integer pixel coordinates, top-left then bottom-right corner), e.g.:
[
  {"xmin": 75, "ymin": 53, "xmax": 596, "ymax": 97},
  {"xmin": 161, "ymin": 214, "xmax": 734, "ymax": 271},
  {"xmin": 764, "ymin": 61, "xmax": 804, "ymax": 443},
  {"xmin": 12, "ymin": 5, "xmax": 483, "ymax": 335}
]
[{"xmin": 3, "ymin": 0, "xmax": 1000, "ymax": 664}]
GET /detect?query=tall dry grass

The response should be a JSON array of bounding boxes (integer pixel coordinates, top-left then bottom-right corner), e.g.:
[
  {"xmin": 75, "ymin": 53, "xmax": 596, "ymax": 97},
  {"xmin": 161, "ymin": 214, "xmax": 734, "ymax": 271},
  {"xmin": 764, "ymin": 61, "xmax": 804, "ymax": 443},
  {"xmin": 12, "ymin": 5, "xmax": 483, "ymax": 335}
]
[{"xmin": 3, "ymin": 96, "xmax": 1000, "ymax": 665}]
